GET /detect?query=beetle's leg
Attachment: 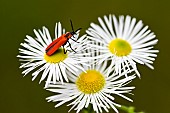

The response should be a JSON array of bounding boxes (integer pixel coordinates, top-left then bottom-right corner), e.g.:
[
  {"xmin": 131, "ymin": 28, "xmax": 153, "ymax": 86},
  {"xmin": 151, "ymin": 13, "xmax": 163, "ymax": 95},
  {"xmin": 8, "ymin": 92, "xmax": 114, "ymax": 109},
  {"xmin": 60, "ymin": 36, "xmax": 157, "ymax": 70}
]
[
  {"xmin": 67, "ymin": 41, "xmax": 76, "ymax": 53},
  {"xmin": 62, "ymin": 45, "xmax": 67, "ymax": 54},
  {"xmin": 70, "ymin": 37, "xmax": 80, "ymax": 43}
]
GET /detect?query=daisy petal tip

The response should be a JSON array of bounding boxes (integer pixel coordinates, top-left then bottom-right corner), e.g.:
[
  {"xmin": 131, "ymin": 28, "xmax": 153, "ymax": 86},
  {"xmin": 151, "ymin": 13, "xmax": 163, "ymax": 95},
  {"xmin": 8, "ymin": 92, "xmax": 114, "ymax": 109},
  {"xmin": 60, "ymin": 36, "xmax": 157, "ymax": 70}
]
[
  {"xmin": 25, "ymin": 35, "xmax": 29, "ymax": 37},
  {"xmin": 90, "ymin": 23, "xmax": 95, "ymax": 27},
  {"xmin": 42, "ymin": 26, "xmax": 47, "ymax": 30},
  {"xmin": 33, "ymin": 28, "xmax": 36, "ymax": 31},
  {"xmin": 46, "ymin": 99, "xmax": 51, "ymax": 102},
  {"xmin": 98, "ymin": 17, "xmax": 102, "ymax": 21},
  {"xmin": 138, "ymin": 76, "xmax": 141, "ymax": 79},
  {"xmin": 31, "ymin": 77, "xmax": 35, "ymax": 81},
  {"xmin": 39, "ymin": 80, "xmax": 42, "ymax": 84},
  {"xmin": 44, "ymin": 86, "xmax": 48, "ymax": 89}
]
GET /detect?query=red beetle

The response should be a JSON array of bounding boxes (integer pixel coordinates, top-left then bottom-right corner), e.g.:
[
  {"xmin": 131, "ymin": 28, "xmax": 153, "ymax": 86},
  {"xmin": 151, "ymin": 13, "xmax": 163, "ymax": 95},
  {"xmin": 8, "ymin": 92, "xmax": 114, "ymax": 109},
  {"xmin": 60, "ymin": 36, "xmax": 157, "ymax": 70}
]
[{"xmin": 45, "ymin": 20, "xmax": 82, "ymax": 56}]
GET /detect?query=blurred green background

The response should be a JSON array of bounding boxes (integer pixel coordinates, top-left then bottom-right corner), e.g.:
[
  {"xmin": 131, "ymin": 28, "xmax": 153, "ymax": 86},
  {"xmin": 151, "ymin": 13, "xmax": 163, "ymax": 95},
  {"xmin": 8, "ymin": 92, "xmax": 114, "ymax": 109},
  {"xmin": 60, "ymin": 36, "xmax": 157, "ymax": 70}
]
[{"xmin": 0, "ymin": 0, "xmax": 169, "ymax": 113}]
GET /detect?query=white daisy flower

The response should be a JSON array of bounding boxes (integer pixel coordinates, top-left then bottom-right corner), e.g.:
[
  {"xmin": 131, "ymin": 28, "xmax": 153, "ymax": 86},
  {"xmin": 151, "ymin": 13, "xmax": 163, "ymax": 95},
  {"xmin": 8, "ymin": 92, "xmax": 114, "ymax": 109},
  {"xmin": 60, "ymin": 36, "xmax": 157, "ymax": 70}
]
[
  {"xmin": 17, "ymin": 22, "xmax": 90, "ymax": 88},
  {"xmin": 46, "ymin": 50, "xmax": 136, "ymax": 113},
  {"xmin": 86, "ymin": 15, "xmax": 159, "ymax": 77}
]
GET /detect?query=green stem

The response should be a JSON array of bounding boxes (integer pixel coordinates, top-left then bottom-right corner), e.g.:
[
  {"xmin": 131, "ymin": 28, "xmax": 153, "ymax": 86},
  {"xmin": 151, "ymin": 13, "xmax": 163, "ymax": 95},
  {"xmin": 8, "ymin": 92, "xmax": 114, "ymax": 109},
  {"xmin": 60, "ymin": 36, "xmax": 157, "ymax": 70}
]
[
  {"xmin": 82, "ymin": 104, "xmax": 95, "ymax": 113},
  {"xmin": 82, "ymin": 105, "xmax": 145, "ymax": 113},
  {"xmin": 118, "ymin": 105, "xmax": 145, "ymax": 113}
]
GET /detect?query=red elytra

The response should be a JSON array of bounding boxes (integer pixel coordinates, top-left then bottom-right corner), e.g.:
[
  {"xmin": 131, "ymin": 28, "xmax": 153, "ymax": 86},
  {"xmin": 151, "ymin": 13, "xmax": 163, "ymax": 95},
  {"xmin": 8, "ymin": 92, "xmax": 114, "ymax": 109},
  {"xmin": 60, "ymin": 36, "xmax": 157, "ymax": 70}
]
[{"xmin": 45, "ymin": 20, "xmax": 82, "ymax": 56}]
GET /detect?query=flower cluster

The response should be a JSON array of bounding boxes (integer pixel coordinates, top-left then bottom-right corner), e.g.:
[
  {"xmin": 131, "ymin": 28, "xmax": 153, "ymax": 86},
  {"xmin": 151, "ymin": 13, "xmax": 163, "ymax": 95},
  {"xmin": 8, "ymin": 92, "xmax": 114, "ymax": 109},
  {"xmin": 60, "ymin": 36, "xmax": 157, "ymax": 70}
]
[{"xmin": 18, "ymin": 15, "xmax": 158, "ymax": 113}]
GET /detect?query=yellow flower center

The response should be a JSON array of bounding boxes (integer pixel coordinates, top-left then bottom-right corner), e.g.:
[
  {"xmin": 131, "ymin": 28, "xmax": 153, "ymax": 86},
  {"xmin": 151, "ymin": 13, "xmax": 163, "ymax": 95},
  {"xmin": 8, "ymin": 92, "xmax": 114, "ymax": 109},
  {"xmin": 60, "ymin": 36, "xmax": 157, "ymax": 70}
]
[
  {"xmin": 108, "ymin": 38, "xmax": 132, "ymax": 57},
  {"xmin": 44, "ymin": 48, "xmax": 67, "ymax": 63},
  {"xmin": 76, "ymin": 70, "xmax": 105, "ymax": 94}
]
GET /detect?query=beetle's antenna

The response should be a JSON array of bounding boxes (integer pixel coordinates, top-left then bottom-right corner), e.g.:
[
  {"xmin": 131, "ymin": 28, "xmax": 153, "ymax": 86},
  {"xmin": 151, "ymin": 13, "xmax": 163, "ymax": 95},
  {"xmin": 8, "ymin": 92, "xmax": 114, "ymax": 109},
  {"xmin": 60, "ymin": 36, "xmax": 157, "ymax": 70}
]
[
  {"xmin": 70, "ymin": 20, "xmax": 82, "ymax": 38},
  {"xmin": 75, "ymin": 28, "xmax": 82, "ymax": 33},
  {"xmin": 70, "ymin": 20, "xmax": 82, "ymax": 34},
  {"xmin": 70, "ymin": 20, "xmax": 75, "ymax": 33}
]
